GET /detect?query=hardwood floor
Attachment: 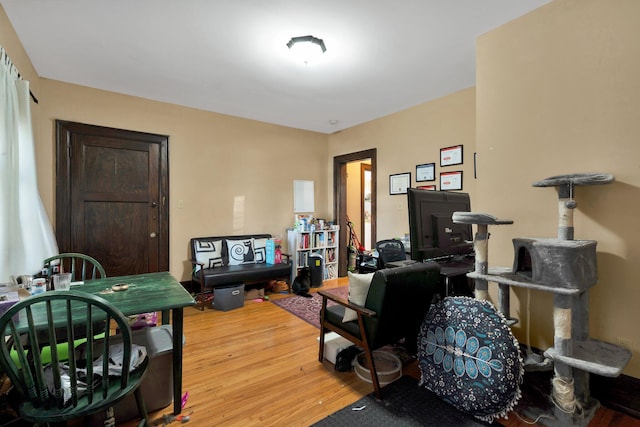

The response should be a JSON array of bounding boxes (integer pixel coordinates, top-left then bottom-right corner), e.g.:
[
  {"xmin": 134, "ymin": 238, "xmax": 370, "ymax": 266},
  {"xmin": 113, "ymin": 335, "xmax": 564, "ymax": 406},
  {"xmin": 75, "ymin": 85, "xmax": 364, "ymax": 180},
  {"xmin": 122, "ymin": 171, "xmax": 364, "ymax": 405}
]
[{"xmin": 120, "ymin": 278, "xmax": 639, "ymax": 427}]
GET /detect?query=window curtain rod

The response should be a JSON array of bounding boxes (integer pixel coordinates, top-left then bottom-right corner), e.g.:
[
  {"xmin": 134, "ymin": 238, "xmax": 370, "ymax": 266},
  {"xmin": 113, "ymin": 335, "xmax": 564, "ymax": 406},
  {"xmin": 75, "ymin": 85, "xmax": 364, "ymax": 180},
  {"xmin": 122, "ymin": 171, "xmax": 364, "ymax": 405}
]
[
  {"xmin": 1, "ymin": 45, "xmax": 38, "ymax": 104},
  {"xmin": 18, "ymin": 72, "xmax": 38, "ymax": 104}
]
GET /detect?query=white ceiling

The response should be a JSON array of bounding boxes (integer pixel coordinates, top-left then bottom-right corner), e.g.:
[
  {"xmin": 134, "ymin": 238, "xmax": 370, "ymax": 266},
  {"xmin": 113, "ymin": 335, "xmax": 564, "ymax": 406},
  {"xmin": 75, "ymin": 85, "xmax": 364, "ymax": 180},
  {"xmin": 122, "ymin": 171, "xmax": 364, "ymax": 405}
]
[{"xmin": 1, "ymin": 0, "xmax": 550, "ymax": 134}]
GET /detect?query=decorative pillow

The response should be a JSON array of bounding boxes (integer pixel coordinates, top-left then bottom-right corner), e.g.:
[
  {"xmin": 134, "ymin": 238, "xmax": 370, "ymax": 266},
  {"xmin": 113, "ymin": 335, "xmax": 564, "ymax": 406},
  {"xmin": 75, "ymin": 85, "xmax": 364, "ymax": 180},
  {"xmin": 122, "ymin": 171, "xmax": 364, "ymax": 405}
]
[
  {"xmin": 342, "ymin": 271, "xmax": 375, "ymax": 323},
  {"xmin": 417, "ymin": 297, "xmax": 523, "ymax": 423},
  {"xmin": 252, "ymin": 238, "xmax": 268, "ymax": 264},
  {"xmin": 226, "ymin": 239, "xmax": 255, "ymax": 265},
  {"xmin": 194, "ymin": 239, "xmax": 224, "ymax": 271}
]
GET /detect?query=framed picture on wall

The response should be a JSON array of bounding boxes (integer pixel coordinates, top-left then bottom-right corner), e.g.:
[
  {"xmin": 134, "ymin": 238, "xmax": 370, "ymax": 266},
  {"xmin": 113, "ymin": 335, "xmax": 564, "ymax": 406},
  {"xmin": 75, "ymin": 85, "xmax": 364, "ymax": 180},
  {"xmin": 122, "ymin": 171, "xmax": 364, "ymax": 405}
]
[
  {"xmin": 440, "ymin": 145, "xmax": 463, "ymax": 167},
  {"xmin": 417, "ymin": 185, "xmax": 436, "ymax": 191},
  {"xmin": 440, "ymin": 171, "xmax": 463, "ymax": 191},
  {"xmin": 389, "ymin": 172, "xmax": 411, "ymax": 195},
  {"xmin": 416, "ymin": 163, "xmax": 435, "ymax": 182}
]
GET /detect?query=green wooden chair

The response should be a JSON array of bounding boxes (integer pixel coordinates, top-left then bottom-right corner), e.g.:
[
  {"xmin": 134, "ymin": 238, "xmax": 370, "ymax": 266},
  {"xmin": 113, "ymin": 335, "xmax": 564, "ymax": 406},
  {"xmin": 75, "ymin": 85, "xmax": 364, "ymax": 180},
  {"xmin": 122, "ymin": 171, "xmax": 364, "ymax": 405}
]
[
  {"xmin": 40, "ymin": 253, "xmax": 108, "ymax": 362},
  {"xmin": 42, "ymin": 253, "xmax": 106, "ymax": 282},
  {"xmin": 0, "ymin": 291, "xmax": 149, "ymax": 426}
]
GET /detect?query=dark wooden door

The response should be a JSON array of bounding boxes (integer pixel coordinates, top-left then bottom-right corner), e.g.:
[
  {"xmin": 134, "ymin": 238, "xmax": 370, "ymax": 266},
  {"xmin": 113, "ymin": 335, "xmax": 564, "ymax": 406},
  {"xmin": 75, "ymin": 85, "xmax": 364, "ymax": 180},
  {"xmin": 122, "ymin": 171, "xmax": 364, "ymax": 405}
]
[{"xmin": 55, "ymin": 121, "xmax": 169, "ymax": 277}]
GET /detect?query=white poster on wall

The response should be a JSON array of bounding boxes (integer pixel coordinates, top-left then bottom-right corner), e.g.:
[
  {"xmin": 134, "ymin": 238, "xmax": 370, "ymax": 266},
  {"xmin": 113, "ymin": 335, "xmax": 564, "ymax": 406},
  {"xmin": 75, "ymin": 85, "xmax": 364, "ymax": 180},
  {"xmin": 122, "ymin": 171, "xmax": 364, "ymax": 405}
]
[{"xmin": 293, "ymin": 180, "xmax": 314, "ymax": 213}]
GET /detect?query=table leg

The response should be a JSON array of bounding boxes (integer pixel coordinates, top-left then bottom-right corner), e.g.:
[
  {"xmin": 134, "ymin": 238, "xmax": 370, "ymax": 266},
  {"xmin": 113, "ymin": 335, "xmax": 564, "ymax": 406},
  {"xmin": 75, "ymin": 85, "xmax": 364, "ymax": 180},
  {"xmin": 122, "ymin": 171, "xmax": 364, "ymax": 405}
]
[
  {"xmin": 172, "ymin": 307, "xmax": 184, "ymax": 415},
  {"xmin": 161, "ymin": 309, "xmax": 170, "ymax": 325}
]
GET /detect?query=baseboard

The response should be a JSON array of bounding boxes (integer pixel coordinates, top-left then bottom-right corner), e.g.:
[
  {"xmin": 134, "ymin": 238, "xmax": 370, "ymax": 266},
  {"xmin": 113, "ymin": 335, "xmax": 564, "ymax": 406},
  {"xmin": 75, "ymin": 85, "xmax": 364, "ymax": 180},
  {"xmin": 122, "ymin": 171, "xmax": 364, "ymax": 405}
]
[{"xmin": 591, "ymin": 373, "xmax": 640, "ymax": 419}]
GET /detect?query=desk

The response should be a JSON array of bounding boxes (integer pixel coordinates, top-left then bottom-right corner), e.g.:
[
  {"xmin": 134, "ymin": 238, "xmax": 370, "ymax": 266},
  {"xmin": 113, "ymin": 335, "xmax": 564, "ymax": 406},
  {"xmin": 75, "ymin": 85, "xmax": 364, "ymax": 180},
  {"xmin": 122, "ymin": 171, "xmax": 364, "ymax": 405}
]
[
  {"xmin": 367, "ymin": 257, "xmax": 474, "ymax": 297},
  {"xmin": 15, "ymin": 272, "xmax": 195, "ymax": 415},
  {"xmin": 437, "ymin": 259, "xmax": 474, "ymax": 296}
]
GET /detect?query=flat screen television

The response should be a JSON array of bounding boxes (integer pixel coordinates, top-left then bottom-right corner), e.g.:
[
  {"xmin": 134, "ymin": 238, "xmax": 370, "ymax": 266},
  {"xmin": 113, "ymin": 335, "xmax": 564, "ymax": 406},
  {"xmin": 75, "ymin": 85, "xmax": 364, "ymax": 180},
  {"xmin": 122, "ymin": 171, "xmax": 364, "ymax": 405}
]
[{"xmin": 407, "ymin": 189, "xmax": 474, "ymax": 261}]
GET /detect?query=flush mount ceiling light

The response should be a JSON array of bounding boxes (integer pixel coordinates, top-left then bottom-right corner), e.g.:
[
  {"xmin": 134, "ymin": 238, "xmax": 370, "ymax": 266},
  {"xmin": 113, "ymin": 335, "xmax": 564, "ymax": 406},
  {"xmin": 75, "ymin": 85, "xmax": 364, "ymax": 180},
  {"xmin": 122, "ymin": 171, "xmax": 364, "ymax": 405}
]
[{"xmin": 287, "ymin": 35, "xmax": 326, "ymax": 64}]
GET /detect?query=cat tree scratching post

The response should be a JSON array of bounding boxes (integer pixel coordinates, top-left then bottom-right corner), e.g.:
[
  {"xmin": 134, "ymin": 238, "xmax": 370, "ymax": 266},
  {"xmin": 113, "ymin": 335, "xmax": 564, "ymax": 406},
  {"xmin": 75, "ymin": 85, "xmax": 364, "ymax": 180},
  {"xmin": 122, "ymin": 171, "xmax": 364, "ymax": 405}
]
[
  {"xmin": 464, "ymin": 173, "xmax": 631, "ymax": 426},
  {"xmin": 452, "ymin": 212, "xmax": 513, "ymax": 319},
  {"xmin": 532, "ymin": 173, "xmax": 624, "ymax": 425}
]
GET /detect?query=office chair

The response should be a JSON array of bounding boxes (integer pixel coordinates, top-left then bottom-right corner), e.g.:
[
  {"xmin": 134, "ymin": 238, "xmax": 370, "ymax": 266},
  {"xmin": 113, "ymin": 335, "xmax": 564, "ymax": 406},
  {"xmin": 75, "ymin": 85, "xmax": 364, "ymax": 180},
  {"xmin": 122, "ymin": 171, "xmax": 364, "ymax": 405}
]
[{"xmin": 375, "ymin": 239, "xmax": 409, "ymax": 268}]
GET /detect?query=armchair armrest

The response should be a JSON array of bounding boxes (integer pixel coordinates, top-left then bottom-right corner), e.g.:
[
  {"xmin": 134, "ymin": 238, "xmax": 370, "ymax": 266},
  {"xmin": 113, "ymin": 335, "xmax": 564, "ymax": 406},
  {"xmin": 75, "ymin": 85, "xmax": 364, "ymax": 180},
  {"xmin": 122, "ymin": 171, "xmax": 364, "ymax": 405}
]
[{"xmin": 318, "ymin": 290, "xmax": 377, "ymax": 318}]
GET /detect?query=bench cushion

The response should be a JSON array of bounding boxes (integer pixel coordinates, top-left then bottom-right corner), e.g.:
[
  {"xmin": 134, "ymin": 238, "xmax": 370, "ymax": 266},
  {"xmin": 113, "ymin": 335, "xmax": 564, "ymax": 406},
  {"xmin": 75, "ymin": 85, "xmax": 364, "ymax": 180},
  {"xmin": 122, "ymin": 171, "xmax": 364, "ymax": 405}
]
[{"xmin": 199, "ymin": 262, "xmax": 291, "ymax": 288}]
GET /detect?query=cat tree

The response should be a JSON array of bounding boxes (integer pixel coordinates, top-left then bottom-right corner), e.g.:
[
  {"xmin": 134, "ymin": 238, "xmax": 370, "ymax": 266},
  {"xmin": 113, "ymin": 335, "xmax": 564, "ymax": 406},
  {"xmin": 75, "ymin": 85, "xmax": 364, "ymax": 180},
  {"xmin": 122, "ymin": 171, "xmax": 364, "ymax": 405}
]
[{"xmin": 455, "ymin": 173, "xmax": 631, "ymax": 426}]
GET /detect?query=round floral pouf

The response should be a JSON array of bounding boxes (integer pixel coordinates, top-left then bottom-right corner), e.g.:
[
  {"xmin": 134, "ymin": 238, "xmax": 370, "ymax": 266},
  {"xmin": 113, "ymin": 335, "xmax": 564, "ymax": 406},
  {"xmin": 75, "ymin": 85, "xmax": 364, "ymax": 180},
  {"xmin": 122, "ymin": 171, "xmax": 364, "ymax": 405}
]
[{"xmin": 418, "ymin": 296, "xmax": 523, "ymax": 423}]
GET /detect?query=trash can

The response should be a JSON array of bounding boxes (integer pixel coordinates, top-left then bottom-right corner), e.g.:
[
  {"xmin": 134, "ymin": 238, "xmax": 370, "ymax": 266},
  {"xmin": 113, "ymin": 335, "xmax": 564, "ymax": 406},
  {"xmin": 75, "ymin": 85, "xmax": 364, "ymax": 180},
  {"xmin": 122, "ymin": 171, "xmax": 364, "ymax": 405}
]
[{"xmin": 309, "ymin": 253, "xmax": 323, "ymax": 288}]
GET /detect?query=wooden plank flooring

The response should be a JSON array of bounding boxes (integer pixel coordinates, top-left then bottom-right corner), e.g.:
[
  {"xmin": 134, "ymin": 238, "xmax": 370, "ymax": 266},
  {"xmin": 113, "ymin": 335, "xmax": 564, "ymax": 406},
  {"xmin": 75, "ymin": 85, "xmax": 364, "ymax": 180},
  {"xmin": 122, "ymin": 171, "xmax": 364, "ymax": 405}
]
[{"xmin": 120, "ymin": 278, "xmax": 640, "ymax": 427}]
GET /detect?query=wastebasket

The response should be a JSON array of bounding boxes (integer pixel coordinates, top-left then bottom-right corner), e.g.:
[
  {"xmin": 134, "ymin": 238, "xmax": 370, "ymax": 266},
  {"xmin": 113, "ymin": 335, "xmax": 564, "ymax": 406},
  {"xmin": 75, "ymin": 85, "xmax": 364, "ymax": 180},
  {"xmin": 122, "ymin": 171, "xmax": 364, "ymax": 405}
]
[{"xmin": 309, "ymin": 253, "xmax": 323, "ymax": 288}]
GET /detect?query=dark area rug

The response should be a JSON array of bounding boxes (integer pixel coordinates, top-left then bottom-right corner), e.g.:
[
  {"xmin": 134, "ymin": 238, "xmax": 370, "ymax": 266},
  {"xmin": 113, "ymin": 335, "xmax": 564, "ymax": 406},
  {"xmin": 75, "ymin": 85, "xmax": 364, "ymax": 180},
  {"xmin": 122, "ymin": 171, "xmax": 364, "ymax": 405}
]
[
  {"xmin": 311, "ymin": 376, "xmax": 500, "ymax": 426},
  {"xmin": 272, "ymin": 287, "xmax": 348, "ymax": 328}
]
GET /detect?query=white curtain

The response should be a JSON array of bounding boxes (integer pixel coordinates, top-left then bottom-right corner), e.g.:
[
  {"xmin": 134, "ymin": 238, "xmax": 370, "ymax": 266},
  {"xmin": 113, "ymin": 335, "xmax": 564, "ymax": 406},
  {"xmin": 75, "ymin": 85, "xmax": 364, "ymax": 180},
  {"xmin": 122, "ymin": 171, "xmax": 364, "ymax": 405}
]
[{"xmin": 0, "ymin": 46, "xmax": 58, "ymax": 283}]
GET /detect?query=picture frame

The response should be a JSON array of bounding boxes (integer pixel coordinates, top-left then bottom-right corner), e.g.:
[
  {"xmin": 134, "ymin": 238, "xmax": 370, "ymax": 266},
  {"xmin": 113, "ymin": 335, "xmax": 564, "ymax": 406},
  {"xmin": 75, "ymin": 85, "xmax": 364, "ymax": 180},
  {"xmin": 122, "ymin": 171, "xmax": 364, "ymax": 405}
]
[
  {"xmin": 389, "ymin": 172, "xmax": 411, "ymax": 195},
  {"xmin": 416, "ymin": 184, "xmax": 436, "ymax": 191},
  {"xmin": 440, "ymin": 171, "xmax": 463, "ymax": 191},
  {"xmin": 440, "ymin": 145, "xmax": 463, "ymax": 167},
  {"xmin": 415, "ymin": 163, "xmax": 435, "ymax": 182}
]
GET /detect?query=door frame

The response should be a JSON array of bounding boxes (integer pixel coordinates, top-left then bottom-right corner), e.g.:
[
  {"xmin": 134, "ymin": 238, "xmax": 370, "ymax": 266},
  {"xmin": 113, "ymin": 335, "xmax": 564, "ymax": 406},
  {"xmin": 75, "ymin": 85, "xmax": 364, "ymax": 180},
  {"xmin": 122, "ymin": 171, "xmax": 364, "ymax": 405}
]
[
  {"xmin": 333, "ymin": 149, "xmax": 377, "ymax": 277},
  {"xmin": 361, "ymin": 163, "xmax": 372, "ymax": 250},
  {"xmin": 54, "ymin": 120, "xmax": 170, "ymax": 272}
]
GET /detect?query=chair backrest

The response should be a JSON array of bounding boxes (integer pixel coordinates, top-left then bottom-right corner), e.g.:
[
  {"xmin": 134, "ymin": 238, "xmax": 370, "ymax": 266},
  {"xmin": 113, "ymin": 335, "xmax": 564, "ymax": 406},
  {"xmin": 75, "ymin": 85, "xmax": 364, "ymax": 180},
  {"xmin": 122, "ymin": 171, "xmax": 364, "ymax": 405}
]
[
  {"xmin": 363, "ymin": 261, "xmax": 441, "ymax": 352},
  {"xmin": 0, "ymin": 291, "xmax": 144, "ymax": 422},
  {"xmin": 375, "ymin": 239, "xmax": 407, "ymax": 268},
  {"xmin": 43, "ymin": 253, "xmax": 106, "ymax": 281}
]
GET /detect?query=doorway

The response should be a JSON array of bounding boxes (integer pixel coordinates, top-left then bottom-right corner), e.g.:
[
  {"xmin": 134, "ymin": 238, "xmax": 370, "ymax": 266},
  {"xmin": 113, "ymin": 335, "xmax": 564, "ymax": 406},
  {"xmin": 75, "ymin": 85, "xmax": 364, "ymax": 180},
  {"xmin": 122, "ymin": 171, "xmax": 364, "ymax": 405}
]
[
  {"xmin": 334, "ymin": 149, "xmax": 377, "ymax": 277},
  {"xmin": 55, "ymin": 121, "xmax": 169, "ymax": 277},
  {"xmin": 361, "ymin": 163, "xmax": 372, "ymax": 250}
]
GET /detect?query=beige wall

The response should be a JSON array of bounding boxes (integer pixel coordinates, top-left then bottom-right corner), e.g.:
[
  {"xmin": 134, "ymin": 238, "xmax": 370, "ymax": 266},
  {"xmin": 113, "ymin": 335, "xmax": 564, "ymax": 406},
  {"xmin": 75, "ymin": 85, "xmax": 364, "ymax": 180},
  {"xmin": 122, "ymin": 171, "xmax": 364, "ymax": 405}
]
[
  {"xmin": 328, "ymin": 88, "xmax": 477, "ymax": 242},
  {"xmin": 37, "ymin": 80, "xmax": 329, "ymax": 281},
  {"xmin": 477, "ymin": 0, "xmax": 640, "ymax": 376}
]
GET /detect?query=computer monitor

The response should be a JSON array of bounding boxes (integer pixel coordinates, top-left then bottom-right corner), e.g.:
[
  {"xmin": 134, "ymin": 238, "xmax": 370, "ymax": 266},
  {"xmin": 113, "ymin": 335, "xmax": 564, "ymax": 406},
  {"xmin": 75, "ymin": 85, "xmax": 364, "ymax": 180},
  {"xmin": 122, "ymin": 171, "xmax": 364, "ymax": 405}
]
[{"xmin": 407, "ymin": 189, "xmax": 473, "ymax": 261}]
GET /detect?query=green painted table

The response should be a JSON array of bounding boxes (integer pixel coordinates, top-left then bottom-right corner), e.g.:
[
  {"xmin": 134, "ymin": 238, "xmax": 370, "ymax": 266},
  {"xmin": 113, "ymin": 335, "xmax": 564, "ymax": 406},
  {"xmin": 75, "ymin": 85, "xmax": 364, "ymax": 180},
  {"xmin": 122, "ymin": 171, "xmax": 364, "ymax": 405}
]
[{"xmin": 54, "ymin": 271, "xmax": 195, "ymax": 415}]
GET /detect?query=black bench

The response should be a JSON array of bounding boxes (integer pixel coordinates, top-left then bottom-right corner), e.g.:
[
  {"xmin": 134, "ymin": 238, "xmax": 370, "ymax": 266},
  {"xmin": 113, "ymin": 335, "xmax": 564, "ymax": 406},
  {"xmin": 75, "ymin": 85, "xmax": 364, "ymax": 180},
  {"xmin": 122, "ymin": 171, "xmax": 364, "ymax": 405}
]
[{"xmin": 190, "ymin": 234, "xmax": 291, "ymax": 309}]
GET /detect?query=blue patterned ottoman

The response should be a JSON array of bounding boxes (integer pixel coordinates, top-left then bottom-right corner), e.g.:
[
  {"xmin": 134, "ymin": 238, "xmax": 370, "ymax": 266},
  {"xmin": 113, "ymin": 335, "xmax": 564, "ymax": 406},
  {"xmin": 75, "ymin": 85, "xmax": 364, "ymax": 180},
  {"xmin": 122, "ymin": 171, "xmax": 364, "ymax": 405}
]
[{"xmin": 418, "ymin": 297, "xmax": 523, "ymax": 423}]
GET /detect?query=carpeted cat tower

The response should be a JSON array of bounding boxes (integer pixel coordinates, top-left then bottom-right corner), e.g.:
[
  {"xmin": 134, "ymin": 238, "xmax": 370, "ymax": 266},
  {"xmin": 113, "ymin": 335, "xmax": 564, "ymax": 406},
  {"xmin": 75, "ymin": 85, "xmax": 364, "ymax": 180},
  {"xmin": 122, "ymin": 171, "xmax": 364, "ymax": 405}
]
[{"xmin": 459, "ymin": 173, "xmax": 632, "ymax": 426}]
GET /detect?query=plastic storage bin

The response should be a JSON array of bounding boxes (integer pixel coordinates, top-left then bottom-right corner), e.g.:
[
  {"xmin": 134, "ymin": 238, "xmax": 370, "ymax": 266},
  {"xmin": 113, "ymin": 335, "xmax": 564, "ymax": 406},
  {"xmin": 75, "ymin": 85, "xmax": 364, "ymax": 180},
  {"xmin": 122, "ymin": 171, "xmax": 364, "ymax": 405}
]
[
  {"xmin": 87, "ymin": 325, "xmax": 176, "ymax": 425},
  {"xmin": 322, "ymin": 332, "xmax": 354, "ymax": 364},
  {"xmin": 213, "ymin": 284, "xmax": 245, "ymax": 311}
]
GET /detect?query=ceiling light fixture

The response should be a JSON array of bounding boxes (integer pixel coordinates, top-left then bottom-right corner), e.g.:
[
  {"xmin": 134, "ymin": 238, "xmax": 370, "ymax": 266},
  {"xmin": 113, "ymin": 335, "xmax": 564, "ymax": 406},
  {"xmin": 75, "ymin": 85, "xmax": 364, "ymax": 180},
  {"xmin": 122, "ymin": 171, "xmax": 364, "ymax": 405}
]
[{"xmin": 287, "ymin": 35, "xmax": 326, "ymax": 65}]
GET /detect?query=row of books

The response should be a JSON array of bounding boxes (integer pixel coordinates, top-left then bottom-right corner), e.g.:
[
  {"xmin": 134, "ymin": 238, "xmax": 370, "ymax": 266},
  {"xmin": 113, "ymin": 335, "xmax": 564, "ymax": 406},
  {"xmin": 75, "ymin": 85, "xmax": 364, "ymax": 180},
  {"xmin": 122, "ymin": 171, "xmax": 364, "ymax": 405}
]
[
  {"xmin": 297, "ymin": 232, "xmax": 322, "ymax": 249},
  {"xmin": 296, "ymin": 250, "xmax": 338, "ymax": 268},
  {"xmin": 297, "ymin": 232, "xmax": 338, "ymax": 249}
]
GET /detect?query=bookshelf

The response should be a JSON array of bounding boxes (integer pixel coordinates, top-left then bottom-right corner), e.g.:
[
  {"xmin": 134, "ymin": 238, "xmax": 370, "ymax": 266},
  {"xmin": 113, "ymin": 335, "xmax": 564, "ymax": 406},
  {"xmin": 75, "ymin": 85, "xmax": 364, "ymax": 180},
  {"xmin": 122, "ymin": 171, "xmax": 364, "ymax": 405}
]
[{"xmin": 287, "ymin": 227, "xmax": 339, "ymax": 285}]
